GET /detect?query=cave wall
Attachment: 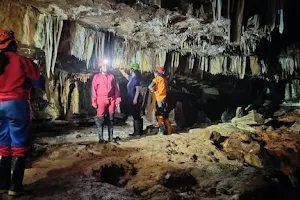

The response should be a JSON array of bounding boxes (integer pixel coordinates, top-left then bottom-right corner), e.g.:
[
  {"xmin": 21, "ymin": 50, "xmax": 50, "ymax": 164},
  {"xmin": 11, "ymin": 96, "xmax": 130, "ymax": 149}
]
[{"xmin": 0, "ymin": 1, "xmax": 39, "ymax": 46}]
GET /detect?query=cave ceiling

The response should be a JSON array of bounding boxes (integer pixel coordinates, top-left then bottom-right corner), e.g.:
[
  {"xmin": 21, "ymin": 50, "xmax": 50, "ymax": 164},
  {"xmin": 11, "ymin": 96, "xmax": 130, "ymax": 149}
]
[{"xmin": 1, "ymin": 0, "xmax": 300, "ymax": 80}]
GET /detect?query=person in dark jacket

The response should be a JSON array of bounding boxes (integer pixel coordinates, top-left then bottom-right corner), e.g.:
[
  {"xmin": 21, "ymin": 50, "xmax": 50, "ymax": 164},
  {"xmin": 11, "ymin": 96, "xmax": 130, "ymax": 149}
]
[
  {"xmin": 119, "ymin": 63, "xmax": 143, "ymax": 136},
  {"xmin": 0, "ymin": 30, "xmax": 40, "ymax": 196}
]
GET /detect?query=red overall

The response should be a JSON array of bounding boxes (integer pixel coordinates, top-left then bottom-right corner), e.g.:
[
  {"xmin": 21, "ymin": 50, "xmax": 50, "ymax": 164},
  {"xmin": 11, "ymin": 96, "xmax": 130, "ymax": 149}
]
[
  {"xmin": 91, "ymin": 73, "xmax": 121, "ymax": 116},
  {"xmin": 0, "ymin": 52, "xmax": 40, "ymax": 157}
]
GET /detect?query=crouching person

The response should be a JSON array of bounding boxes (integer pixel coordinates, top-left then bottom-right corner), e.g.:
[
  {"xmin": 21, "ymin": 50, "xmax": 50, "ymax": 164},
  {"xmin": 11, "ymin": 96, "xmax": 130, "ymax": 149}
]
[
  {"xmin": 92, "ymin": 59, "xmax": 121, "ymax": 143},
  {"xmin": 0, "ymin": 30, "xmax": 40, "ymax": 196},
  {"xmin": 148, "ymin": 66, "xmax": 172, "ymax": 135}
]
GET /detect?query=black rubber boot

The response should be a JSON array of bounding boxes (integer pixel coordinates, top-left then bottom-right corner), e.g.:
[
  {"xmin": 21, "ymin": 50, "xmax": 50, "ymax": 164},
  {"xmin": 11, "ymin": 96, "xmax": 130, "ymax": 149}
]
[
  {"xmin": 140, "ymin": 118, "xmax": 143, "ymax": 135},
  {"xmin": 131, "ymin": 119, "xmax": 142, "ymax": 136},
  {"xmin": 8, "ymin": 157, "xmax": 26, "ymax": 196},
  {"xmin": 107, "ymin": 113, "xmax": 114, "ymax": 142},
  {"xmin": 95, "ymin": 116, "xmax": 105, "ymax": 143},
  {"xmin": 0, "ymin": 156, "xmax": 11, "ymax": 194}
]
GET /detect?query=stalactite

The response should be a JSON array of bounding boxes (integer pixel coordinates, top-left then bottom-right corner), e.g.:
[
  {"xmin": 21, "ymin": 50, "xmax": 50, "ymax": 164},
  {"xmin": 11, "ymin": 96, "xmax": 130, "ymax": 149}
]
[
  {"xmin": 227, "ymin": 0, "xmax": 231, "ymax": 44},
  {"xmin": 187, "ymin": 55, "xmax": 195, "ymax": 73},
  {"xmin": 22, "ymin": 7, "xmax": 31, "ymax": 46},
  {"xmin": 230, "ymin": 56, "xmax": 246, "ymax": 79},
  {"xmin": 70, "ymin": 23, "xmax": 86, "ymax": 60},
  {"xmin": 250, "ymin": 56, "xmax": 261, "ymax": 76},
  {"xmin": 223, "ymin": 56, "xmax": 228, "ymax": 75},
  {"xmin": 217, "ymin": 0, "xmax": 222, "ymax": 20},
  {"xmin": 210, "ymin": 56, "xmax": 223, "ymax": 75},
  {"xmin": 45, "ymin": 15, "xmax": 54, "ymax": 78},
  {"xmin": 279, "ymin": 0, "xmax": 284, "ymax": 34},
  {"xmin": 280, "ymin": 57, "xmax": 296, "ymax": 78},
  {"xmin": 212, "ymin": 0, "xmax": 217, "ymax": 21},
  {"xmin": 204, "ymin": 57, "xmax": 209, "ymax": 72},
  {"xmin": 84, "ymin": 32, "xmax": 96, "ymax": 69},
  {"xmin": 51, "ymin": 17, "xmax": 63, "ymax": 75},
  {"xmin": 155, "ymin": 49, "xmax": 167, "ymax": 67},
  {"xmin": 230, "ymin": 0, "xmax": 245, "ymax": 44},
  {"xmin": 267, "ymin": 0, "xmax": 277, "ymax": 31},
  {"xmin": 170, "ymin": 52, "xmax": 180, "ymax": 78},
  {"xmin": 73, "ymin": 73, "xmax": 92, "ymax": 83},
  {"xmin": 34, "ymin": 14, "xmax": 63, "ymax": 78},
  {"xmin": 260, "ymin": 60, "xmax": 268, "ymax": 74}
]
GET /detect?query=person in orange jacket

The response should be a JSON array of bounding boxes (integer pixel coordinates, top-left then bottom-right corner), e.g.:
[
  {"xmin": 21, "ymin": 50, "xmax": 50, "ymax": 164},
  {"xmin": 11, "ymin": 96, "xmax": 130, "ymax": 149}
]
[
  {"xmin": 91, "ymin": 59, "xmax": 121, "ymax": 143},
  {"xmin": 148, "ymin": 66, "xmax": 172, "ymax": 135},
  {"xmin": 0, "ymin": 30, "xmax": 40, "ymax": 196}
]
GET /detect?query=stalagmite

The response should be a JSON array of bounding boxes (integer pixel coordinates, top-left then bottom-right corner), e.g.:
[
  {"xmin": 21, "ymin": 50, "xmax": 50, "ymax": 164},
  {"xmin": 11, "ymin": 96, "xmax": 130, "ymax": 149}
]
[
  {"xmin": 62, "ymin": 74, "xmax": 70, "ymax": 115},
  {"xmin": 70, "ymin": 81, "xmax": 80, "ymax": 115}
]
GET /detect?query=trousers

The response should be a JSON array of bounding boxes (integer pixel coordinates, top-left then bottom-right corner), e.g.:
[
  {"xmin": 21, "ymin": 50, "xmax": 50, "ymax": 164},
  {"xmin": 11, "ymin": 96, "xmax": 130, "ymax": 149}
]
[
  {"xmin": 96, "ymin": 98, "xmax": 116, "ymax": 117},
  {"xmin": 0, "ymin": 100, "xmax": 31, "ymax": 157}
]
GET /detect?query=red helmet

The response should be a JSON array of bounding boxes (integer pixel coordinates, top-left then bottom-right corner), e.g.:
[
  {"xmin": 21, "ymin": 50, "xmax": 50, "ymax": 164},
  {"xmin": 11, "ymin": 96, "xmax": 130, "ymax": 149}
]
[
  {"xmin": 0, "ymin": 30, "xmax": 15, "ymax": 50},
  {"xmin": 98, "ymin": 59, "xmax": 109, "ymax": 68},
  {"xmin": 98, "ymin": 59, "xmax": 104, "ymax": 68},
  {"xmin": 155, "ymin": 66, "xmax": 165, "ymax": 74}
]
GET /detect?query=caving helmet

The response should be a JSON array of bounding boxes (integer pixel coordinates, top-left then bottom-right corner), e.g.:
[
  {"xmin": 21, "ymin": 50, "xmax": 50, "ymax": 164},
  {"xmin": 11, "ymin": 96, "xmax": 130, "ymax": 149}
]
[
  {"xmin": 0, "ymin": 30, "xmax": 15, "ymax": 50},
  {"xmin": 130, "ymin": 63, "xmax": 140, "ymax": 71},
  {"xmin": 155, "ymin": 66, "xmax": 165, "ymax": 75},
  {"xmin": 98, "ymin": 59, "xmax": 109, "ymax": 69}
]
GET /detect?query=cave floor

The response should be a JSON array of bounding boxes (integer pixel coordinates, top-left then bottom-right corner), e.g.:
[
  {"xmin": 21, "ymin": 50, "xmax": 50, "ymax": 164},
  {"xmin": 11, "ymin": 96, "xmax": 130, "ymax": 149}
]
[{"xmin": 1, "ymin": 116, "xmax": 300, "ymax": 200}]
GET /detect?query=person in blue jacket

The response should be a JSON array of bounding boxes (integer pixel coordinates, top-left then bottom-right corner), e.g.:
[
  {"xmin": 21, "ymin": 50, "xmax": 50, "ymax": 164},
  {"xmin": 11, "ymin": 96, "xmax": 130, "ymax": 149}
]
[{"xmin": 120, "ymin": 63, "xmax": 143, "ymax": 136}]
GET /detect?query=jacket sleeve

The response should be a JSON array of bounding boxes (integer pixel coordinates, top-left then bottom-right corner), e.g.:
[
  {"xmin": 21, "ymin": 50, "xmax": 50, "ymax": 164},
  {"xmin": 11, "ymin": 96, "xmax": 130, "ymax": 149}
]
[
  {"xmin": 114, "ymin": 78, "xmax": 121, "ymax": 105},
  {"xmin": 21, "ymin": 57, "xmax": 40, "ymax": 81},
  {"xmin": 91, "ymin": 75, "xmax": 98, "ymax": 106}
]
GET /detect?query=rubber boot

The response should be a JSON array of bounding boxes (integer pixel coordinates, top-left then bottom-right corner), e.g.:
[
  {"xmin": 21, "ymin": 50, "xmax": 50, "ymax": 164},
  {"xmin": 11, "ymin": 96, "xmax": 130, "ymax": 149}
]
[
  {"xmin": 0, "ymin": 156, "xmax": 11, "ymax": 194},
  {"xmin": 140, "ymin": 118, "xmax": 143, "ymax": 135},
  {"xmin": 130, "ymin": 119, "xmax": 142, "ymax": 136},
  {"xmin": 157, "ymin": 116, "xmax": 165, "ymax": 135},
  {"xmin": 107, "ymin": 113, "xmax": 114, "ymax": 142},
  {"xmin": 164, "ymin": 119, "xmax": 172, "ymax": 135},
  {"xmin": 95, "ymin": 116, "xmax": 105, "ymax": 143},
  {"xmin": 8, "ymin": 157, "xmax": 26, "ymax": 196}
]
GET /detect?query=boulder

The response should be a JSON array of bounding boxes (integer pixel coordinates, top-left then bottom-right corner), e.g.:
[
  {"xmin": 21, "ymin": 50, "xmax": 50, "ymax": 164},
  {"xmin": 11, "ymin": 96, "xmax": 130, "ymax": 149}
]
[{"xmin": 214, "ymin": 132, "xmax": 264, "ymax": 168}]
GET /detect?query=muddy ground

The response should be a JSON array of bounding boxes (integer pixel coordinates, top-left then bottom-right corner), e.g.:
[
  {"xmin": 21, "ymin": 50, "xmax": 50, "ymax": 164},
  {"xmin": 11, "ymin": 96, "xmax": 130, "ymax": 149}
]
[{"xmin": 1, "ymin": 113, "xmax": 300, "ymax": 200}]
